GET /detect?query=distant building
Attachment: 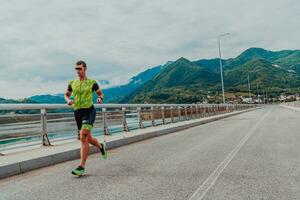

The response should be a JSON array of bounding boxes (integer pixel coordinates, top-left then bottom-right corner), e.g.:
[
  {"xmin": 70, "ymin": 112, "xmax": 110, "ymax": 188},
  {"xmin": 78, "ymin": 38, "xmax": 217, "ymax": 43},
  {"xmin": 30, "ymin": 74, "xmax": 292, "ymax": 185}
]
[
  {"xmin": 226, "ymin": 93, "xmax": 236, "ymax": 100},
  {"xmin": 279, "ymin": 95, "xmax": 287, "ymax": 101},
  {"xmin": 242, "ymin": 97, "xmax": 253, "ymax": 103}
]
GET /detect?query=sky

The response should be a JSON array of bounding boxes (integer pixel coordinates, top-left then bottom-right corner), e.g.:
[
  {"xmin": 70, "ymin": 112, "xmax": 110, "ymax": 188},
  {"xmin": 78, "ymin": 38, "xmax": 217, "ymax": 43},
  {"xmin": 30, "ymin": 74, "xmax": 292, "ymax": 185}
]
[{"xmin": 0, "ymin": 0, "xmax": 299, "ymax": 99}]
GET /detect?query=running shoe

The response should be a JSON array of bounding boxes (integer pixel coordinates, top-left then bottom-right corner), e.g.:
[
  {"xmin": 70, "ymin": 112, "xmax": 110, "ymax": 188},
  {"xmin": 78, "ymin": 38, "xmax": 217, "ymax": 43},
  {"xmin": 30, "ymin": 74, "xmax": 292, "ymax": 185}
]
[
  {"xmin": 99, "ymin": 143, "xmax": 107, "ymax": 160},
  {"xmin": 71, "ymin": 166, "xmax": 85, "ymax": 176}
]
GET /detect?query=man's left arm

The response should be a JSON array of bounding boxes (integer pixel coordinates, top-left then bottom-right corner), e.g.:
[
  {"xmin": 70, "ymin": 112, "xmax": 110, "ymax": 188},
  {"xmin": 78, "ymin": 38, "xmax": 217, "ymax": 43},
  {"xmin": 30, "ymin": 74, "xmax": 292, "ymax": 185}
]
[
  {"xmin": 96, "ymin": 89, "xmax": 104, "ymax": 103},
  {"xmin": 92, "ymin": 82, "xmax": 104, "ymax": 103}
]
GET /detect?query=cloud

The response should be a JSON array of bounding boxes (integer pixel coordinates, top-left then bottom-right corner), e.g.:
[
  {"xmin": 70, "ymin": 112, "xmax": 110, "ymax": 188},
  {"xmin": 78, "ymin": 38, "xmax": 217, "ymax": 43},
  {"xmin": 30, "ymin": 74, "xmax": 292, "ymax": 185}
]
[{"xmin": 0, "ymin": 0, "xmax": 299, "ymax": 98}]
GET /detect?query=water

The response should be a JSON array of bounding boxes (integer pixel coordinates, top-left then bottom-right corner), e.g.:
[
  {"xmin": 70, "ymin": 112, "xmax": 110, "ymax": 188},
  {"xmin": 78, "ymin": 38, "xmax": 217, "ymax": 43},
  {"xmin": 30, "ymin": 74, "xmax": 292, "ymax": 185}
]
[{"xmin": 0, "ymin": 117, "xmax": 170, "ymax": 152}]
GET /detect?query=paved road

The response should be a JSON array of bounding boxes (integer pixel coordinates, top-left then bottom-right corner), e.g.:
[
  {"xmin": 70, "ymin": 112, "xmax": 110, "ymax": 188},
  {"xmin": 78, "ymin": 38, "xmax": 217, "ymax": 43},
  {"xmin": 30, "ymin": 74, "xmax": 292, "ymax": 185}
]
[{"xmin": 0, "ymin": 106, "xmax": 299, "ymax": 200}]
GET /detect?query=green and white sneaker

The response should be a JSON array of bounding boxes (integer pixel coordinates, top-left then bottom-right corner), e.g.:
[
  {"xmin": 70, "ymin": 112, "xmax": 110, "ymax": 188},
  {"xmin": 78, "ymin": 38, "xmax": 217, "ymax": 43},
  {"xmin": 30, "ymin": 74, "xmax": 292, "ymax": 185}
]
[
  {"xmin": 71, "ymin": 166, "xmax": 85, "ymax": 176},
  {"xmin": 100, "ymin": 143, "xmax": 107, "ymax": 160}
]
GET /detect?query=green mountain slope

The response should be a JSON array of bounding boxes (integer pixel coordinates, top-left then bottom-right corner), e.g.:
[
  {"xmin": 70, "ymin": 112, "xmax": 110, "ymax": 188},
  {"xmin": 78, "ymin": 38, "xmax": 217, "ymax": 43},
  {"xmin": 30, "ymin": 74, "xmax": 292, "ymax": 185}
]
[
  {"xmin": 122, "ymin": 57, "xmax": 219, "ymax": 103},
  {"xmin": 121, "ymin": 48, "xmax": 300, "ymax": 103},
  {"xmin": 224, "ymin": 58, "xmax": 300, "ymax": 93}
]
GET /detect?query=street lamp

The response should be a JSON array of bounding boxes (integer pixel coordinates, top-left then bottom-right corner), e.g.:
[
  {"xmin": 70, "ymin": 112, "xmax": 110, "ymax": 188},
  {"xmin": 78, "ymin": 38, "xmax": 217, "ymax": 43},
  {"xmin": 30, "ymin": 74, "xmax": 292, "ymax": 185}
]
[
  {"xmin": 218, "ymin": 33, "xmax": 230, "ymax": 104},
  {"xmin": 248, "ymin": 74, "xmax": 251, "ymax": 98}
]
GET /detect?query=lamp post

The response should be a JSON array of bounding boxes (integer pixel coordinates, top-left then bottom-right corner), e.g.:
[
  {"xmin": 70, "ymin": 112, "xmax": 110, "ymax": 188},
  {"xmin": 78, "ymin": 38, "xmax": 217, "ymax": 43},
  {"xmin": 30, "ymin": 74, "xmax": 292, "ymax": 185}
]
[
  {"xmin": 248, "ymin": 74, "xmax": 251, "ymax": 98},
  {"xmin": 218, "ymin": 33, "xmax": 230, "ymax": 104}
]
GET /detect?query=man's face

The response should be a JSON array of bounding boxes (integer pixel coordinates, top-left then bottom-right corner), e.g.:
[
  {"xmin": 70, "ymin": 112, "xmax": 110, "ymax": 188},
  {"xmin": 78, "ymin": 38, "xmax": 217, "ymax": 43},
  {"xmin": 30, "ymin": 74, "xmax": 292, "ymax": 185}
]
[{"xmin": 75, "ymin": 64, "xmax": 86, "ymax": 77}]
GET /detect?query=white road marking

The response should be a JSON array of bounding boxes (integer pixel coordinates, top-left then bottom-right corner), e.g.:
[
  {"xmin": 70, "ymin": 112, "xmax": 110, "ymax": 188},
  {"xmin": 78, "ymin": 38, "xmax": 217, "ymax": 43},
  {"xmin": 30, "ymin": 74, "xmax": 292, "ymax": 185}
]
[{"xmin": 188, "ymin": 110, "xmax": 271, "ymax": 200}]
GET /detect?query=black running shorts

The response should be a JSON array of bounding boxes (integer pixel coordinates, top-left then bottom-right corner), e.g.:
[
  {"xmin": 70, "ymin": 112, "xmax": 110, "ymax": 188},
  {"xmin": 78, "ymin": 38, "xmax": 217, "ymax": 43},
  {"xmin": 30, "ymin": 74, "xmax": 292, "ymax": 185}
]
[{"xmin": 74, "ymin": 105, "xmax": 96, "ymax": 132}]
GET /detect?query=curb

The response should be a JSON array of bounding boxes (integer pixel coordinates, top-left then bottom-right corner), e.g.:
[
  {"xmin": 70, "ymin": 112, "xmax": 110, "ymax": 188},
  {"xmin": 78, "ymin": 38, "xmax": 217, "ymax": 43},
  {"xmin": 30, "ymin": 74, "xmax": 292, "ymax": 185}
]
[
  {"xmin": 280, "ymin": 105, "xmax": 300, "ymax": 111},
  {"xmin": 0, "ymin": 108, "xmax": 260, "ymax": 179}
]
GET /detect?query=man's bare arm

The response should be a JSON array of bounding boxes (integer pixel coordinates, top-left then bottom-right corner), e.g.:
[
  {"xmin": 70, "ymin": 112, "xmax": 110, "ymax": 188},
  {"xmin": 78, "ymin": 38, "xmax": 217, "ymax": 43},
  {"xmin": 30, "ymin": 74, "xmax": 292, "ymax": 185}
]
[
  {"xmin": 64, "ymin": 91, "xmax": 73, "ymax": 105},
  {"xmin": 95, "ymin": 89, "xmax": 104, "ymax": 104}
]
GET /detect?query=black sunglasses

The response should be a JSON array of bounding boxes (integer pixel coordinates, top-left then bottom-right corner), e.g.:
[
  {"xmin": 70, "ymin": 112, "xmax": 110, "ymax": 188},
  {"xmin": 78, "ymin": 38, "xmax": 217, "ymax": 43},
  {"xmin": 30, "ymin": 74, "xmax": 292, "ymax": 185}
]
[{"xmin": 75, "ymin": 67, "xmax": 83, "ymax": 71}]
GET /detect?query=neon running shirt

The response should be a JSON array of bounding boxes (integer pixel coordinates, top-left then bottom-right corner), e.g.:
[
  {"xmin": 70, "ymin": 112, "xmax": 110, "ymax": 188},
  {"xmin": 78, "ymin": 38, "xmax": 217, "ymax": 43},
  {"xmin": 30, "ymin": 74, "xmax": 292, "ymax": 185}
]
[{"xmin": 67, "ymin": 77, "xmax": 99, "ymax": 111}]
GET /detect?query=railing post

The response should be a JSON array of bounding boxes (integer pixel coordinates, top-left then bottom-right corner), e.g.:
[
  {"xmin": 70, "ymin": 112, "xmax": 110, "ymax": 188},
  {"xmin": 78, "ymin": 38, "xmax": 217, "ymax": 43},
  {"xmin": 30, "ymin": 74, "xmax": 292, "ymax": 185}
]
[
  {"xmin": 178, "ymin": 106, "xmax": 181, "ymax": 121},
  {"xmin": 185, "ymin": 105, "xmax": 188, "ymax": 120},
  {"xmin": 122, "ymin": 107, "xmax": 129, "ymax": 132},
  {"xmin": 208, "ymin": 105, "xmax": 211, "ymax": 116},
  {"xmin": 102, "ymin": 108, "xmax": 110, "ymax": 135},
  {"xmin": 191, "ymin": 105, "xmax": 195, "ymax": 119},
  {"xmin": 161, "ymin": 106, "xmax": 166, "ymax": 125},
  {"xmin": 209, "ymin": 105, "xmax": 212, "ymax": 116},
  {"xmin": 203, "ymin": 105, "xmax": 206, "ymax": 117},
  {"xmin": 199, "ymin": 105, "xmax": 202, "ymax": 118},
  {"xmin": 151, "ymin": 106, "xmax": 156, "ymax": 126},
  {"xmin": 137, "ymin": 107, "xmax": 144, "ymax": 128},
  {"xmin": 192, "ymin": 105, "xmax": 198, "ymax": 119},
  {"xmin": 198, "ymin": 105, "xmax": 202, "ymax": 118},
  {"xmin": 170, "ymin": 106, "xmax": 174, "ymax": 123},
  {"xmin": 41, "ymin": 108, "xmax": 51, "ymax": 146}
]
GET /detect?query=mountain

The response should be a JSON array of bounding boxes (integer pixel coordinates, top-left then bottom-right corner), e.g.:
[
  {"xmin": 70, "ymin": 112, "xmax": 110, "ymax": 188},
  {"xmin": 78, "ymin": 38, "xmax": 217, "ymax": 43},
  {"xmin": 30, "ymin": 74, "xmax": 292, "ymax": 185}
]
[
  {"xmin": 224, "ymin": 48, "xmax": 300, "ymax": 71},
  {"xmin": 2, "ymin": 47, "xmax": 300, "ymax": 105},
  {"xmin": 224, "ymin": 58, "xmax": 300, "ymax": 93},
  {"xmin": 29, "ymin": 94, "xmax": 65, "ymax": 103},
  {"xmin": 0, "ymin": 98, "xmax": 37, "ymax": 114},
  {"xmin": 0, "ymin": 98, "xmax": 36, "ymax": 104},
  {"xmin": 121, "ymin": 48, "xmax": 300, "ymax": 103},
  {"xmin": 121, "ymin": 57, "xmax": 219, "ymax": 103},
  {"xmin": 193, "ymin": 48, "xmax": 300, "ymax": 73},
  {"xmin": 22, "ymin": 63, "xmax": 171, "ymax": 104},
  {"xmin": 193, "ymin": 58, "xmax": 222, "ymax": 73},
  {"xmin": 102, "ymin": 62, "xmax": 172, "ymax": 102}
]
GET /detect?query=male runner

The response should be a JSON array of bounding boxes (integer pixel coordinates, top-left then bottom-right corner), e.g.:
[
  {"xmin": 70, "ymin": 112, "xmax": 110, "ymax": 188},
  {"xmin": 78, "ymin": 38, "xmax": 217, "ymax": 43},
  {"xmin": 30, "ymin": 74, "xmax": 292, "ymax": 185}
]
[{"xmin": 64, "ymin": 60, "xmax": 107, "ymax": 176}]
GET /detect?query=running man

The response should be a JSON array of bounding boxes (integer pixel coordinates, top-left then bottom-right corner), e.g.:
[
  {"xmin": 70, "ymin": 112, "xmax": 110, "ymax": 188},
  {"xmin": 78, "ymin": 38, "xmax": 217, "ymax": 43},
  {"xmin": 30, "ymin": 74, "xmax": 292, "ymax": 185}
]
[{"xmin": 64, "ymin": 60, "xmax": 107, "ymax": 176}]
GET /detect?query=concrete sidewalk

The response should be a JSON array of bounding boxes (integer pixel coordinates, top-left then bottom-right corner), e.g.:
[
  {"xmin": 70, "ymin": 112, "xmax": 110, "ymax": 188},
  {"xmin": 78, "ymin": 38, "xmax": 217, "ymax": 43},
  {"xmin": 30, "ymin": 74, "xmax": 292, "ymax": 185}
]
[
  {"xmin": 0, "ymin": 108, "xmax": 259, "ymax": 179},
  {"xmin": 281, "ymin": 104, "xmax": 300, "ymax": 111}
]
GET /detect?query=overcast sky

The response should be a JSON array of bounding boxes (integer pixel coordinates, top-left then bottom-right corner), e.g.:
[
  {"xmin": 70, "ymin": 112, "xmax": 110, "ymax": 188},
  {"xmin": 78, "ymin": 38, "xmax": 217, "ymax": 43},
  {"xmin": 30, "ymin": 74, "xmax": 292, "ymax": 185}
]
[{"xmin": 0, "ymin": 0, "xmax": 299, "ymax": 99}]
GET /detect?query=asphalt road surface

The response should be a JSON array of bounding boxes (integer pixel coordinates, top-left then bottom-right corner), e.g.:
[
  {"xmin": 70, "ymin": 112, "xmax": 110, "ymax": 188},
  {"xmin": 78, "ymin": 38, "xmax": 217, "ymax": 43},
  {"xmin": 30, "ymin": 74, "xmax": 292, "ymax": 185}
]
[{"xmin": 0, "ymin": 105, "xmax": 299, "ymax": 200}]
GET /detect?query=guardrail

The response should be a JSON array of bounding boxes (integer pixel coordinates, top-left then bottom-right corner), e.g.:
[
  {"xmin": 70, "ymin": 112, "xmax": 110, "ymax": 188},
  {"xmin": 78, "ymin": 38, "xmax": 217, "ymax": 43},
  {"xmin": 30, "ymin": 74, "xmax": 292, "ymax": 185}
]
[{"xmin": 0, "ymin": 103, "xmax": 261, "ymax": 149}]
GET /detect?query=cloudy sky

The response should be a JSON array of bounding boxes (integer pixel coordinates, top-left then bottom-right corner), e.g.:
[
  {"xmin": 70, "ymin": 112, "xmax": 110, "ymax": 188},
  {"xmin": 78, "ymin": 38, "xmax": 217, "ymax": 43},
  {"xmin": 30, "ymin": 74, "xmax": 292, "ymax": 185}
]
[{"xmin": 0, "ymin": 0, "xmax": 299, "ymax": 99}]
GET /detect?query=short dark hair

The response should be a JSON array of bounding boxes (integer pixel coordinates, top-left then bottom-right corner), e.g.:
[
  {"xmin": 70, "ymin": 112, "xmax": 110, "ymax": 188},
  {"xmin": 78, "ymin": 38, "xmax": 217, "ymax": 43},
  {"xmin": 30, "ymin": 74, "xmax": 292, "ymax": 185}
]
[{"xmin": 76, "ymin": 60, "xmax": 87, "ymax": 68}]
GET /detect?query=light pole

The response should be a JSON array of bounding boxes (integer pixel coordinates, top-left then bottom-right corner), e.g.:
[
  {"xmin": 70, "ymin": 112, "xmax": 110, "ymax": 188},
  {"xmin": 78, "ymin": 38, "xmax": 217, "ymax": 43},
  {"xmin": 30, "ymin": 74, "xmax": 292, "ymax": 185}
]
[
  {"xmin": 218, "ymin": 33, "xmax": 230, "ymax": 104},
  {"xmin": 256, "ymin": 83, "xmax": 259, "ymax": 103},
  {"xmin": 248, "ymin": 74, "xmax": 251, "ymax": 98}
]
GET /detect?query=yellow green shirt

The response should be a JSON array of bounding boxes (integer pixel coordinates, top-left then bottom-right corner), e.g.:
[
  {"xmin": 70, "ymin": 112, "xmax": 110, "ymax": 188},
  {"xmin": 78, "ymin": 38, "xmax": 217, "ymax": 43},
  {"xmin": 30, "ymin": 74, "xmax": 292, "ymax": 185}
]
[{"xmin": 68, "ymin": 77, "xmax": 99, "ymax": 111}]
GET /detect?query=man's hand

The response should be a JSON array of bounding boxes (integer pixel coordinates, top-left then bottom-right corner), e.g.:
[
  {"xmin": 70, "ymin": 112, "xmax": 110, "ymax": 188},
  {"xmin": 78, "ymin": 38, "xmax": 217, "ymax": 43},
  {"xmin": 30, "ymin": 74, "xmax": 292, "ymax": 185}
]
[
  {"xmin": 67, "ymin": 99, "xmax": 74, "ymax": 106},
  {"xmin": 97, "ymin": 97, "xmax": 103, "ymax": 104}
]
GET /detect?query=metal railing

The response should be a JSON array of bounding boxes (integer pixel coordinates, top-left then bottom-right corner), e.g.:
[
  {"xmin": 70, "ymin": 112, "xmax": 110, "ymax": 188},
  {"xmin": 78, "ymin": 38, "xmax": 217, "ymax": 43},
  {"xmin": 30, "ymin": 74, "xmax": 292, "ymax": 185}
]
[{"xmin": 0, "ymin": 103, "xmax": 261, "ymax": 150}]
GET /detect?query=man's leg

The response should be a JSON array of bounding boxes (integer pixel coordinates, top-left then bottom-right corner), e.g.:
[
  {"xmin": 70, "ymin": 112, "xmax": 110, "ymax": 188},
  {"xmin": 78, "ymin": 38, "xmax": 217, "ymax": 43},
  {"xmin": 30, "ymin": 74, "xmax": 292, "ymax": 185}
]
[
  {"xmin": 79, "ymin": 128, "xmax": 106, "ymax": 168},
  {"xmin": 74, "ymin": 110, "xmax": 84, "ymax": 140},
  {"xmin": 82, "ymin": 108, "xmax": 104, "ymax": 153},
  {"xmin": 87, "ymin": 134, "xmax": 102, "ymax": 148},
  {"xmin": 79, "ymin": 129, "xmax": 90, "ymax": 168},
  {"xmin": 85, "ymin": 130, "xmax": 107, "ymax": 159}
]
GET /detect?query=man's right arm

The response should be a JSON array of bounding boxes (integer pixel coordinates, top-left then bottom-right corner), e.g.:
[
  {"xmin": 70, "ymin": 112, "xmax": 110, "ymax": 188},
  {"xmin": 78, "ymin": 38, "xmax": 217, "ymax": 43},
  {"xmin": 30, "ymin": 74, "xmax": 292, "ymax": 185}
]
[{"xmin": 64, "ymin": 84, "xmax": 73, "ymax": 105}]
